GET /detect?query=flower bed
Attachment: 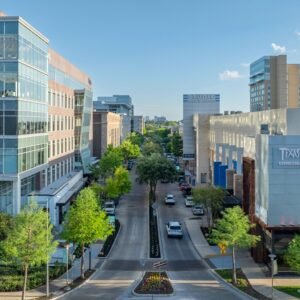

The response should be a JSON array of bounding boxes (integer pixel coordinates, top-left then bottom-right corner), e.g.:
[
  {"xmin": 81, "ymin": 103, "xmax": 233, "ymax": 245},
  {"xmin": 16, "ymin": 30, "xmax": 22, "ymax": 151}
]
[{"xmin": 134, "ymin": 272, "xmax": 173, "ymax": 295}]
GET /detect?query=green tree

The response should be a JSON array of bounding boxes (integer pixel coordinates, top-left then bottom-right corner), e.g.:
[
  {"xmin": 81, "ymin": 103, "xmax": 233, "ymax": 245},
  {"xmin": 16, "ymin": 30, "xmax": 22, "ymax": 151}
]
[
  {"xmin": 136, "ymin": 153, "xmax": 176, "ymax": 202},
  {"xmin": 98, "ymin": 148, "xmax": 123, "ymax": 179},
  {"xmin": 171, "ymin": 133, "xmax": 183, "ymax": 157},
  {"xmin": 285, "ymin": 235, "xmax": 300, "ymax": 273},
  {"xmin": 2, "ymin": 201, "xmax": 57, "ymax": 300},
  {"xmin": 0, "ymin": 212, "xmax": 13, "ymax": 241},
  {"xmin": 62, "ymin": 187, "xmax": 113, "ymax": 279},
  {"xmin": 192, "ymin": 186, "xmax": 225, "ymax": 232},
  {"xmin": 120, "ymin": 139, "xmax": 140, "ymax": 164},
  {"xmin": 210, "ymin": 206, "xmax": 260, "ymax": 284},
  {"xmin": 0, "ymin": 212, "xmax": 13, "ymax": 257},
  {"xmin": 113, "ymin": 166, "xmax": 132, "ymax": 196},
  {"xmin": 126, "ymin": 132, "xmax": 144, "ymax": 146},
  {"xmin": 142, "ymin": 141, "xmax": 162, "ymax": 156}
]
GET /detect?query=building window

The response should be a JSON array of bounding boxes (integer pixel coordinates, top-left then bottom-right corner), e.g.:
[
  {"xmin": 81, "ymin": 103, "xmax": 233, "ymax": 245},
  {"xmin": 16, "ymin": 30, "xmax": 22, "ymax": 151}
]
[
  {"xmin": 61, "ymin": 138, "xmax": 63, "ymax": 153},
  {"xmin": 57, "ymin": 140, "xmax": 60, "ymax": 155},
  {"xmin": 200, "ymin": 173, "xmax": 207, "ymax": 184},
  {"xmin": 51, "ymin": 140, "xmax": 55, "ymax": 157}
]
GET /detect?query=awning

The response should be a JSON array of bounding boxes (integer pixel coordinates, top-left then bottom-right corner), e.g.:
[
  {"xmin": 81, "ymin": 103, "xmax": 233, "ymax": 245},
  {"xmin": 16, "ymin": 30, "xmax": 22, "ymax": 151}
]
[{"xmin": 56, "ymin": 178, "xmax": 87, "ymax": 206}]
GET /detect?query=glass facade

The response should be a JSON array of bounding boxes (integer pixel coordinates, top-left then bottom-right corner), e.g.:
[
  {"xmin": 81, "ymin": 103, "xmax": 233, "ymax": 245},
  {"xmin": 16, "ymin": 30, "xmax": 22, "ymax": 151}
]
[
  {"xmin": 75, "ymin": 89, "xmax": 92, "ymax": 173},
  {"xmin": 250, "ymin": 57, "xmax": 270, "ymax": 112},
  {"xmin": 0, "ymin": 18, "xmax": 48, "ymax": 213}
]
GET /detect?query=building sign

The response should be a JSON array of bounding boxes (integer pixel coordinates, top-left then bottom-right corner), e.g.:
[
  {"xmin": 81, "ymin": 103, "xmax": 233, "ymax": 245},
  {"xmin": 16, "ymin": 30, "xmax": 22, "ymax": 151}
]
[
  {"xmin": 183, "ymin": 153, "xmax": 195, "ymax": 159},
  {"xmin": 272, "ymin": 146, "xmax": 300, "ymax": 168}
]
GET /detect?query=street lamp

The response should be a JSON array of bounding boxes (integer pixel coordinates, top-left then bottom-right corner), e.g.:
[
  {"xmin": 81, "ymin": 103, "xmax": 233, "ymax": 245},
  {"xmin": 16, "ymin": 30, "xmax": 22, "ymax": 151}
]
[
  {"xmin": 65, "ymin": 243, "xmax": 71, "ymax": 291},
  {"xmin": 46, "ymin": 199, "xmax": 50, "ymax": 298},
  {"xmin": 269, "ymin": 253, "xmax": 277, "ymax": 300}
]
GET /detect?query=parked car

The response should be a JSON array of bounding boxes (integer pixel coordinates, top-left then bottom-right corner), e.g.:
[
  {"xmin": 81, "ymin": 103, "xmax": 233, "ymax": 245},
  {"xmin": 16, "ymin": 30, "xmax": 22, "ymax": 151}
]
[
  {"xmin": 182, "ymin": 186, "xmax": 192, "ymax": 197},
  {"xmin": 180, "ymin": 183, "xmax": 190, "ymax": 191},
  {"xmin": 165, "ymin": 194, "xmax": 175, "ymax": 205},
  {"xmin": 161, "ymin": 178, "xmax": 169, "ymax": 183},
  {"xmin": 192, "ymin": 204, "xmax": 205, "ymax": 216},
  {"xmin": 185, "ymin": 196, "xmax": 194, "ymax": 207},
  {"xmin": 166, "ymin": 221, "xmax": 183, "ymax": 238},
  {"xmin": 103, "ymin": 201, "xmax": 115, "ymax": 215}
]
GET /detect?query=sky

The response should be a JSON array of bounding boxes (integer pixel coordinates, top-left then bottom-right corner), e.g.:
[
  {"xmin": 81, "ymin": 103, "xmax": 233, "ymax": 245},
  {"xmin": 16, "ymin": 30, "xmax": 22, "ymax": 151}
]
[{"xmin": 2, "ymin": 0, "xmax": 300, "ymax": 120}]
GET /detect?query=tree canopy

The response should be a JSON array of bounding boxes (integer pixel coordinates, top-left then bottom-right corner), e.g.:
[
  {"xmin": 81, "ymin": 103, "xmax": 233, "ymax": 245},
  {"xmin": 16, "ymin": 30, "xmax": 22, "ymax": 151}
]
[
  {"xmin": 142, "ymin": 141, "xmax": 163, "ymax": 156},
  {"xmin": 285, "ymin": 235, "xmax": 300, "ymax": 274},
  {"xmin": 119, "ymin": 139, "xmax": 140, "ymax": 162},
  {"xmin": 98, "ymin": 148, "xmax": 123, "ymax": 179},
  {"xmin": 170, "ymin": 133, "xmax": 183, "ymax": 157},
  {"xmin": 136, "ymin": 153, "xmax": 177, "ymax": 200},
  {"xmin": 192, "ymin": 186, "xmax": 225, "ymax": 232},
  {"xmin": 210, "ymin": 206, "xmax": 260, "ymax": 284},
  {"xmin": 62, "ymin": 187, "xmax": 113, "ymax": 278},
  {"xmin": 2, "ymin": 201, "xmax": 57, "ymax": 300}
]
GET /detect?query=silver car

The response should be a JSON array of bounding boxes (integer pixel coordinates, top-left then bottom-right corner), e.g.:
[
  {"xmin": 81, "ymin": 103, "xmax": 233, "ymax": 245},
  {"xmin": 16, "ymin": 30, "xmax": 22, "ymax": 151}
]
[{"xmin": 192, "ymin": 204, "xmax": 205, "ymax": 215}]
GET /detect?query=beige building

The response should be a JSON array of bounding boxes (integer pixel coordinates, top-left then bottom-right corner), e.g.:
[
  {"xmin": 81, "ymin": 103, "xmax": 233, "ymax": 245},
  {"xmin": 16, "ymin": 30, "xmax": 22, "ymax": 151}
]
[
  {"xmin": 133, "ymin": 115, "xmax": 145, "ymax": 134},
  {"xmin": 93, "ymin": 111, "xmax": 121, "ymax": 158}
]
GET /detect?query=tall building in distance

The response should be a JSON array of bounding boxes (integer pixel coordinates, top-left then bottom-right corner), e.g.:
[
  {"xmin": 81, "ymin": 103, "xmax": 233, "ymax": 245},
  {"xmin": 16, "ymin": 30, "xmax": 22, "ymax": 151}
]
[
  {"xmin": 94, "ymin": 95, "xmax": 134, "ymax": 140},
  {"xmin": 92, "ymin": 111, "xmax": 121, "ymax": 159},
  {"xmin": 250, "ymin": 54, "xmax": 300, "ymax": 112},
  {"xmin": 0, "ymin": 15, "xmax": 93, "ymax": 226},
  {"xmin": 133, "ymin": 115, "xmax": 144, "ymax": 135},
  {"xmin": 183, "ymin": 94, "xmax": 220, "ymax": 162}
]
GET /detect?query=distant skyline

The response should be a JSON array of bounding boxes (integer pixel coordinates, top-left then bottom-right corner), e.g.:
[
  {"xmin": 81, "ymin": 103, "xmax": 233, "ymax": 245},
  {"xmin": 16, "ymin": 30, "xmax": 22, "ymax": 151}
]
[{"xmin": 2, "ymin": 0, "xmax": 300, "ymax": 120}]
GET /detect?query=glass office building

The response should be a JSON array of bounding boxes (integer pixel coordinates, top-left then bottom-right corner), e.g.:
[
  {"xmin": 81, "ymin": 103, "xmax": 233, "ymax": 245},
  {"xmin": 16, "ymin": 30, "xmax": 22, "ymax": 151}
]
[
  {"xmin": 0, "ymin": 15, "xmax": 93, "ymax": 222},
  {"xmin": 0, "ymin": 17, "xmax": 49, "ymax": 214}
]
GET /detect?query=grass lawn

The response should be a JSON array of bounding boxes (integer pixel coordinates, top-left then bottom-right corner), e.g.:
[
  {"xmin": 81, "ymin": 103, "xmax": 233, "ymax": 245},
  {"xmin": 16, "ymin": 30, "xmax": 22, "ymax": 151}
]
[
  {"xmin": 215, "ymin": 269, "xmax": 269, "ymax": 300},
  {"xmin": 275, "ymin": 286, "xmax": 300, "ymax": 298}
]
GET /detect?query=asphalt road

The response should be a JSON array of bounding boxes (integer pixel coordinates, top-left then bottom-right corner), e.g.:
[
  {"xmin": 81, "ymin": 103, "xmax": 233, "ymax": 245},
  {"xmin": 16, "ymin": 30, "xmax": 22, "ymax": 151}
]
[{"xmin": 60, "ymin": 175, "xmax": 251, "ymax": 300}]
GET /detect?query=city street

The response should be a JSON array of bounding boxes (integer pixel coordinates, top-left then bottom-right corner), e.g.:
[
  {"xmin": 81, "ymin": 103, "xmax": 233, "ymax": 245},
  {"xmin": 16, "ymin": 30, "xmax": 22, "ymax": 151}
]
[{"xmin": 60, "ymin": 175, "xmax": 250, "ymax": 300}]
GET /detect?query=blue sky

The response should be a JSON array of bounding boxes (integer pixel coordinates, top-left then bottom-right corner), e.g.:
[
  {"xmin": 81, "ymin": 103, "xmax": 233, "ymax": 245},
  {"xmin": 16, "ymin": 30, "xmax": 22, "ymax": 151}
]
[{"xmin": 2, "ymin": 0, "xmax": 300, "ymax": 120}]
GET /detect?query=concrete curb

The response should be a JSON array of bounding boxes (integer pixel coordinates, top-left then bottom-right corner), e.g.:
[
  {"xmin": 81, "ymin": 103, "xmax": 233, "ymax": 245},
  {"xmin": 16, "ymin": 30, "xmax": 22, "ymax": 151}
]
[
  {"xmin": 184, "ymin": 218, "xmax": 254, "ymax": 300},
  {"xmin": 52, "ymin": 222, "xmax": 123, "ymax": 300},
  {"xmin": 131, "ymin": 271, "xmax": 175, "ymax": 298}
]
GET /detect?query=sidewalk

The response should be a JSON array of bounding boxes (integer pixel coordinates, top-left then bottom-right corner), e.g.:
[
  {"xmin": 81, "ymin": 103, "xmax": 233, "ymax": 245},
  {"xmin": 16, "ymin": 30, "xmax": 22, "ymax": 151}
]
[
  {"xmin": 0, "ymin": 242, "xmax": 103, "ymax": 300},
  {"xmin": 185, "ymin": 218, "xmax": 300, "ymax": 300}
]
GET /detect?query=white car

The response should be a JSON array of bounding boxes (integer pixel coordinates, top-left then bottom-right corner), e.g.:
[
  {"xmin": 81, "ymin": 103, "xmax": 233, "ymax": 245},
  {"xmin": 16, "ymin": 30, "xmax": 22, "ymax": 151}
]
[
  {"xmin": 165, "ymin": 194, "xmax": 175, "ymax": 205},
  {"xmin": 103, "ymin": 201, "xmax": 115, "ymax": 215},
  {"xmin": 185, "ymin": 196, "xmax": 194, "ymax": 207},
  {"xmin": 166, "ymin": 221, "xmax": 183, "ymax": 238},
  {"xmin": 192, "ymin": 204, "xmax": 205, "ymax": 216}
]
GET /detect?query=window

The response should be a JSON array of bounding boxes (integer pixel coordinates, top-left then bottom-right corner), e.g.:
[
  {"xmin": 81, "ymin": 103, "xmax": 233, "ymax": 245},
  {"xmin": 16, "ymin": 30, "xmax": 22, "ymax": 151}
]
[
  {"xmin": 57, "ymin": 140, "xmax": 60, "ymax": 155},
  {"xmin": 5, "ymin": 22, "xmax": 18, "ymax": 34},
  {"xmin": 200, "ymin": 173, "xmax": 207, "ymax": 184},
  {"xmin": 61, "ymin": 138, "xmax": 63, "ymax": 153},
  {"xmin": 52, "ymin": 115, "xmax": 55, "ymax": 131},
  {"xmin": 52, "ymin": 140, "xmax": 55, "ymax": 156}
]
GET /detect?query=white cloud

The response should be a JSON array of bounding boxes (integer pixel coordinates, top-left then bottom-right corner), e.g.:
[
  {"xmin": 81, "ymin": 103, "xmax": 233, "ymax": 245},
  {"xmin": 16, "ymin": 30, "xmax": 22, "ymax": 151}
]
[
  {"xmin": 219, "ymin": 70, "xmax": 242, "ymax": 80},
  {"xmin": 295, "ymin": 31, "xmax": 300, "ymax": 38},
  {"xmin": 241, "ymin": 63, "xmax": 250, "ymax": 68},
  {"xmin": 271, "ymin": 42, "xmax": 286, "ymax": 54}
]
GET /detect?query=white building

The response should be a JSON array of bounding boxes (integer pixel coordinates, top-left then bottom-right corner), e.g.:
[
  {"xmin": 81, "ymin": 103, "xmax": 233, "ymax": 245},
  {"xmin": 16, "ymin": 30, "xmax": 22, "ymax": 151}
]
[
  {"xmin": 183, "ymin": 94, "xmax": 220, "ymax": 179},
  {"xmin": 133, "ymin": 116, "xmax": 145, "ymax": 134},
  {"xmin": 193, "ymin": 108, "xmax": 300, "ymax": 262}
]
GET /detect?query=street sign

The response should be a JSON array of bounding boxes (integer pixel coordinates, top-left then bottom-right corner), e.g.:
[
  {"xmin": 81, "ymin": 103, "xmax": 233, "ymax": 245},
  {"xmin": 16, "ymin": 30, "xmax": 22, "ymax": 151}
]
[{"xmin": 151, "ymin": 202, "xmax": 158, "ymax": 210}]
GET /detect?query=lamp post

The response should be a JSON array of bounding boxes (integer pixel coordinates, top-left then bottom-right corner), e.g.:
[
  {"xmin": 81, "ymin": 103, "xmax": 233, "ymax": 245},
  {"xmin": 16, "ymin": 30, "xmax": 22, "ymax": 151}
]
[
  {"xmin": 269, "ymin": 253, "xmax": 277, "ymax": 300},
  {"xmin": 65, "ymin": 243, "xmax": 71, "ymax": 291},
  {"xmin": 46, "ymin": 199, "xmax": 49, "ymax": 298}
]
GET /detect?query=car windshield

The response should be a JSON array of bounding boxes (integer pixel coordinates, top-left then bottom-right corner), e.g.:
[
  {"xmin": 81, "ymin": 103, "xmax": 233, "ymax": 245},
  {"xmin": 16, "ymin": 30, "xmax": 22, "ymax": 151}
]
[
  {"xmin": 105, "ymin": 204, "xmax": 114, "ymax": 208},
  {"xmin": 167, "ymin": 195, "xmax": 174, "ymax": 198},
  {"xmin": 170, "ymin": 226, "xmax": 181, "ymax": 230}
]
